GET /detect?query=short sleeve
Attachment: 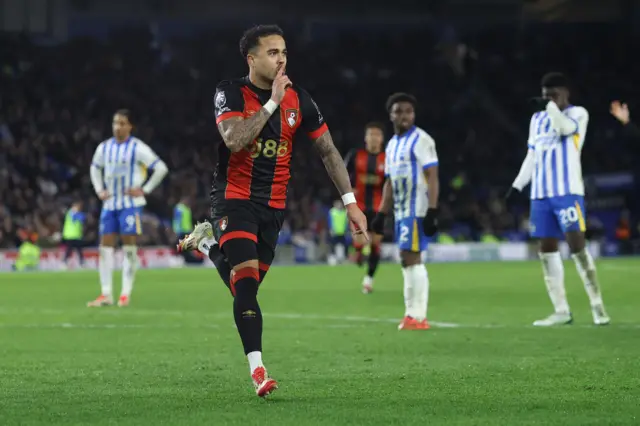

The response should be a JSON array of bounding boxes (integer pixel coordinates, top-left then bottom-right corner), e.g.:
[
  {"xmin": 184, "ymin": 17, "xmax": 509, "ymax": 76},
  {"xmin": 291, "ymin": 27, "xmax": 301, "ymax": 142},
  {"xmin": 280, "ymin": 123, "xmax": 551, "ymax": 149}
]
[
  {"xmin": 214, "ymin": 81, "xmax": 245, "ymax": 125},
  {"xmin": 136, "ymin": 141, "xmax": 161, "ymax": 169},
  {"xmin": 92, "ymin": 142, "xmax": 106, "ymax": 169},
  {"xmin": 413, "ymin": 133, "xmax": 438, "ymax": 170},
  {"xmin": 298, "ymin": 88, "xmax": 328, "ymax": 139}
]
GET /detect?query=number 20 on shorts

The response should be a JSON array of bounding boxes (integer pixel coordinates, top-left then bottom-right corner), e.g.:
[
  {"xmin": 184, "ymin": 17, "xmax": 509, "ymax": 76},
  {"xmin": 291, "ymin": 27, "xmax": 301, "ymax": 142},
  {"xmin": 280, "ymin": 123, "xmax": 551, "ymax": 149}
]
[
  {"xmin": 250, "ymin": 138, "xmax": 289, "ymax": 159},
  {"xmin": 559, "ymin": 206, "xmax": 579, "ymax": 226}
]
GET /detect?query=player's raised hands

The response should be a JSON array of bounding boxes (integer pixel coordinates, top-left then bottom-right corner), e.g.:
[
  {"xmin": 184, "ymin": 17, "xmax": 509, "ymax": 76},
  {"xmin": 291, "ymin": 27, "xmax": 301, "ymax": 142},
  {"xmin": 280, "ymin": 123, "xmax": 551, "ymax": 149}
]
[
  {"xmin": 346, "ymin": 204, "xmax": 369, "ymax": 242},
  {"xmin": 270, "ymin": 66, "xmax": 292, "ymax": 104},
  {"xmin": 610, "ymin": 101, "xmax": 630, "ymax": 125}
]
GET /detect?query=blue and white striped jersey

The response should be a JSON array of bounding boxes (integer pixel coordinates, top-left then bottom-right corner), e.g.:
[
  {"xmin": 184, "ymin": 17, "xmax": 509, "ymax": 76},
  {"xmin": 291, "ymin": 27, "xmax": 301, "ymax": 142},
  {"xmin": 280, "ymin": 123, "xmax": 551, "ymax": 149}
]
[
  {"xmin": 91, "ymin": 137, "xmax": 162, "ymax": 211},
  {"xmin": 528, "ymin": 106, "xmax": 588, "ymax": 199},
  {"xmin": 384, "ymin": 126, "xmax": 438, "ymax": 220}
]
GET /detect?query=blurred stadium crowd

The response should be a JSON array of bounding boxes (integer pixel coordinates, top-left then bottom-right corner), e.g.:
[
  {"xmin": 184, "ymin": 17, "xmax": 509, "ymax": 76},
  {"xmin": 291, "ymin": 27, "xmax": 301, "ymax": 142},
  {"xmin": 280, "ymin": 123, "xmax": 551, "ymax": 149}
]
[{"xmin": 1, "ymin": 22, "xmax": 640, "ymax": 250}]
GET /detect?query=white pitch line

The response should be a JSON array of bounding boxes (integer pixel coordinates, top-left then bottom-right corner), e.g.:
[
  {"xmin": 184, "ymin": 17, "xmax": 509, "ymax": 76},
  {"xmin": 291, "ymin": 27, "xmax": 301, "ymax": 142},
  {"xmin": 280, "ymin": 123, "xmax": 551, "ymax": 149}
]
[
  {"xmin": 0, "ymin": 323, "xmax": 220, "ymax": 330},
  {"xmin": 0, "ymin": 308, "xmax": 638, "ymax": 329},
  {"xmin": 0, "ymin": 323, "xmax": 378, "ymax": 330},
  {"xmin": 601, "ymin": 263, "xmax": 640, "ymax": 271},
  {"xmin": 0, "ymin": 308, "xmax": 462, "ymax": 328}
]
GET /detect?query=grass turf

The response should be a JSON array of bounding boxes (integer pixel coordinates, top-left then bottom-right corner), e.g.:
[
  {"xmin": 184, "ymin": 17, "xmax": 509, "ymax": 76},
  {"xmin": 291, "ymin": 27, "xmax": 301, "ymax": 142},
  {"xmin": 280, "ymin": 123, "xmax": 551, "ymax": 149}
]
[{"xmin": 1, "ymin": 259, "xmax": 640, "ymax": 425}]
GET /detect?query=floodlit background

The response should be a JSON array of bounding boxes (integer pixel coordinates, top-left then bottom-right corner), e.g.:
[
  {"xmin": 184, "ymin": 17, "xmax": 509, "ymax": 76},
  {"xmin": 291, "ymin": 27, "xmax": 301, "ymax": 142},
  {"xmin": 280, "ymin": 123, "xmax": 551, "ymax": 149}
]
[{"xmin": 1, "ymin": 2, "xmax": 640, "ymax": 425}]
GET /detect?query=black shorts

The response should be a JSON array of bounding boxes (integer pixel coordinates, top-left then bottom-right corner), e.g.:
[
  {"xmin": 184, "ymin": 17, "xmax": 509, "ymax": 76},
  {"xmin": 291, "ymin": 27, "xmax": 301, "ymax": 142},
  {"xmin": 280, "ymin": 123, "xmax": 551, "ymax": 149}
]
[
  {"xmin": 331, "ymin": 235, "xmax": 347, "ymax": 247},
  {"xmin": 62, "ymin": 239, "xmax": 84, "ymax": 249},
  {"xmin": 211, "ymin": 199, "xmax": 284, "ymax": 266},
  {"xmin": 364, "ymin": 210, "xmax": 377, "ymax": 232}
]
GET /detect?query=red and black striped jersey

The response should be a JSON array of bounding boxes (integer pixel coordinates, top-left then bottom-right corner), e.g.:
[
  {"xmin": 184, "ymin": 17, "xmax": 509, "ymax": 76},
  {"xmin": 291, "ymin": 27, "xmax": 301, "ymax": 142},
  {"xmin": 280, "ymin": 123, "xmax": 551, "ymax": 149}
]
[
  {"xmin": 345, "ymin": 148, "xmax": 385, "ymax": 212},
  {"xmin": 212, "ymin": 77, "xmax": 328, "ymax": 210}
]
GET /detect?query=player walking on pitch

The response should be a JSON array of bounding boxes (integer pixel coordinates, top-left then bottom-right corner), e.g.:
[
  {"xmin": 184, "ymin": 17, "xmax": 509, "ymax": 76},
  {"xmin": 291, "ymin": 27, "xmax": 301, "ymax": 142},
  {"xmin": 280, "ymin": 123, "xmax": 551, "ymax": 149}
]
[
  {"xmin": 89, "ymin": 110, "xmax": 169, "ymax": 307},
  {"xmin": 371, "ymin": 93, "xmax": 440, "ymax": 330},
  {"xmin": 507, "ymin": 73, "xmax": 610, "ymax": 326},
  {"xmin": 178, "ymin": 25, "xmax": 368, "ymax": 397},
  {"xmin": 344, "ymin": 122, "xmax": 386, "ymax": 293}
]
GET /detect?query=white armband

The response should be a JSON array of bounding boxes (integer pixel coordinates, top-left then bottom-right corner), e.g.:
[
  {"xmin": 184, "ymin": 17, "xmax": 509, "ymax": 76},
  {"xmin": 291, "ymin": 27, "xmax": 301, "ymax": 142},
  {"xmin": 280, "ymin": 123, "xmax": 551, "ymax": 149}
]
[
  {"xmin": 263, "ymin": 100, "xmax": 278, "ymax": 115},
  {"xmin": 341, "ymin": 192, "xmax": 356, "ymax": 206}
]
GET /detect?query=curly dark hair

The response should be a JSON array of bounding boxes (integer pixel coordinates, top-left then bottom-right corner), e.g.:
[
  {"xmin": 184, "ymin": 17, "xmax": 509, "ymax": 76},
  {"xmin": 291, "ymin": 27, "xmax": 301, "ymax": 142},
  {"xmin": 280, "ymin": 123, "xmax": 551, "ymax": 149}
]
[
  {"xmin": 385, "ymin": 92, "xmax": 417, "ymax": 113},
  {"xmin": 239, "ymin": 25, "xmax": 285, "ymax": 58},
  {"xmin": 541, "ymin": 72, "xmax": 570, "ymax": 89}
]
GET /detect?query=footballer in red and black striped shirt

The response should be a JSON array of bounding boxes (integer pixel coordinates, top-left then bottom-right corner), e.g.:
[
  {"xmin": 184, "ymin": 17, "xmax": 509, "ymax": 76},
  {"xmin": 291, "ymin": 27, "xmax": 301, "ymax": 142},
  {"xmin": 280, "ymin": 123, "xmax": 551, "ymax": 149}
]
[
  {"xmin": 344, "ymin": 122, "xmax": 386, "ymax": 293},
  {"xmin": 179, "ymin": 24, "xmax": 367, "ymax": 397},
  {"xmin": 212, "ymin": 77, "xmax": 328, "ymax": 209}
]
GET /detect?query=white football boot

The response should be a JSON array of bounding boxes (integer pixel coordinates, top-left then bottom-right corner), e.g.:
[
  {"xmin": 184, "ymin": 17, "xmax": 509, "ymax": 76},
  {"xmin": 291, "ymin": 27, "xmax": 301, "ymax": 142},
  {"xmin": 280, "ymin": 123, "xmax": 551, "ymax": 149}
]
[{"xmin": 177, "ymin": 221, "xmax": 215, "ymax": 253}]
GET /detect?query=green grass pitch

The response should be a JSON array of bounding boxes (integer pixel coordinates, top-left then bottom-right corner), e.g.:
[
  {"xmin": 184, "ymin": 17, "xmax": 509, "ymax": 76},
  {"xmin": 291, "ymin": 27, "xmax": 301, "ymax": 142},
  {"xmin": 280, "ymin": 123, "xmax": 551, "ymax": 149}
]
[{"xmin": 1, "ymin": 259, "xmax": 640, "ymax": 425}]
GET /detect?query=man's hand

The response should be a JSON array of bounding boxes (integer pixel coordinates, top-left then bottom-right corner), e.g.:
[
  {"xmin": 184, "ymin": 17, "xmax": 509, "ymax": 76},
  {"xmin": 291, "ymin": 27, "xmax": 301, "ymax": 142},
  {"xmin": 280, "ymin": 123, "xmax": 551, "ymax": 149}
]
[
  {"xmin": 98, "ymin": 191, "xmax": 111, "ymax": 201},
  {"xmin": 271, "ymin": 67, "xmax": 292, "ymax": 104},
  {"xmin": 370, "ymin": 212, "xmax": 386, "ymax": 235},
  {"xmin": 610, "ymin": 100, "xmax": 630, "ymax": 125},
  {"xmin": 126, "ymin": 187, "xmax": 145, "ymax": 197},
  {"xmin": 423, "ymin": 208, "xmax": 438, "ymax": 237},
  {"xmin": 346, "ymin": 204, "xmax": 369, "ymax": 241}
]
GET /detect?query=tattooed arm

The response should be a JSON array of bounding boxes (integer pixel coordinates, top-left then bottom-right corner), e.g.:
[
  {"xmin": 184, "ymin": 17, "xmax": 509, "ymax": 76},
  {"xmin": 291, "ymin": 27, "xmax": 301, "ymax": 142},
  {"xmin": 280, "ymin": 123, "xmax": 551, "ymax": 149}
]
[
  {"xmin": 313, "ymin": 130, "xmax": 354, "ymax": 196},
  {"xmin": 314, "ymin": 130, "xmax": 368, "ymax": 237},
  {"xmin": 217, "ymin": 112, "xmax": 272, "ymax": 153},
  {"xmin": 214, "ymin": 72, "xmax": 290, "ymax": 153}
]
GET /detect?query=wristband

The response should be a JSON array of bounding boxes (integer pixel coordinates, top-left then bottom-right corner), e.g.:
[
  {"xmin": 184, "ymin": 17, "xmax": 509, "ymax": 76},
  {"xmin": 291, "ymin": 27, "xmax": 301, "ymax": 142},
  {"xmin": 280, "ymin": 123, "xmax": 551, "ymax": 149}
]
[
  {"xmin": 263, "ymin": 99, "xmax": 278, "ymax": 115},
  {"xmin": 341, "ymin": 192, "xmax": 356, "ymax": 205}
]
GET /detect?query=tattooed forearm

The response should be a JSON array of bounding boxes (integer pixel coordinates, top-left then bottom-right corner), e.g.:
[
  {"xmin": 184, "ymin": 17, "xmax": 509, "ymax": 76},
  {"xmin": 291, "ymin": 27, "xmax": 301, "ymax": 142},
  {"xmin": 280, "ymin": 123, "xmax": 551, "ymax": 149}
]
[
  {"xmin": 217, "ymin": 109, "xmax": 272, "ymax": 153},
  {"xmin": 378, "ymin": 179, "xmax": 393, "ymax": 214},
  {"xmin": 424, "ymin": 166, "xmax": 439, "ymax": 208},
  {"xmin": 314, "ymin": 130, "xmax": 353, "ymax": 195}
]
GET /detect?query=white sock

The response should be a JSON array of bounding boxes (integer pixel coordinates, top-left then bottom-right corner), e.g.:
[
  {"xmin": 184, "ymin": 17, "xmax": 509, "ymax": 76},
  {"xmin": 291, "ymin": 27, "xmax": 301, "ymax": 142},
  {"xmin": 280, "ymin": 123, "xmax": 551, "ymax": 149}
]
[
  {"xmin": 539, "ymin": 252, "xmax": 570, "ymax": 314},
  {"xmin": 121, "ymin": 245, "xmax": 138, "ymax": 297},
  {"xmin": 335, "ymin": 244, "xmax": 346, "ymax": 262},
  {"xmin": 401, "ymin": 267, "xmax": 413, "ymax": 318},
  {"xmin": 402, "ymin": 265, "xmax": 426, "ymax": 319},
  {"xmin": 99, "ymin": 246, "xmax": 114, "ymax": 297},
  {"xmin": 197, "ymin": 236, "xmax": 217, "ymax": 256},
  {"xmin": 363, "ymin": 275, "xmax": 373, "ymax": 287},
  {"xmin": 572, "ymin": 249, "xmax": 604, "ymax": 307},
  {"xmin": 247, "ymin": 351, "xmax": 264, "ymax": 373},
  {"xmin": 404, "ymin": 264, "xmax": 428, "ymax": 321}
]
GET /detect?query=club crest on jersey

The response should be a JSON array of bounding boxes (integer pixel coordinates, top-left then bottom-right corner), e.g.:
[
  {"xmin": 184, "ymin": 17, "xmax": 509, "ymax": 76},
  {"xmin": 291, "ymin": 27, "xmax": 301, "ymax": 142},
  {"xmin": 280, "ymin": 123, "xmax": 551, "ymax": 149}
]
[
  {"xmin": 219, "ymin": 216, "xmax": 228, "ymax": 231},
  {"xmin": 285, "ymin": 109, "xmax": 299, "ymax": 128},
  {"xmin": 215, "ymin": 91, "xmax": 226, "ymax": 109}
]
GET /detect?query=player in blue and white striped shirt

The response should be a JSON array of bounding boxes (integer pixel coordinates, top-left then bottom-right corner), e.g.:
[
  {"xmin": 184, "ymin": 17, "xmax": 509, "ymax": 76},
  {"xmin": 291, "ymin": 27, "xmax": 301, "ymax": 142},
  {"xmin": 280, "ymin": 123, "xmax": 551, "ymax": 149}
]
[
  {"xmin": 89, "ymin": 109, "xmax": 168, "ymax": 308},
  {"xmin": 371, "ymin": 93, "xmax": 440, "ymax": 330},
  {"xmin": 508, "ymin": 73, "xmax": 609, "ymax": 326}
]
